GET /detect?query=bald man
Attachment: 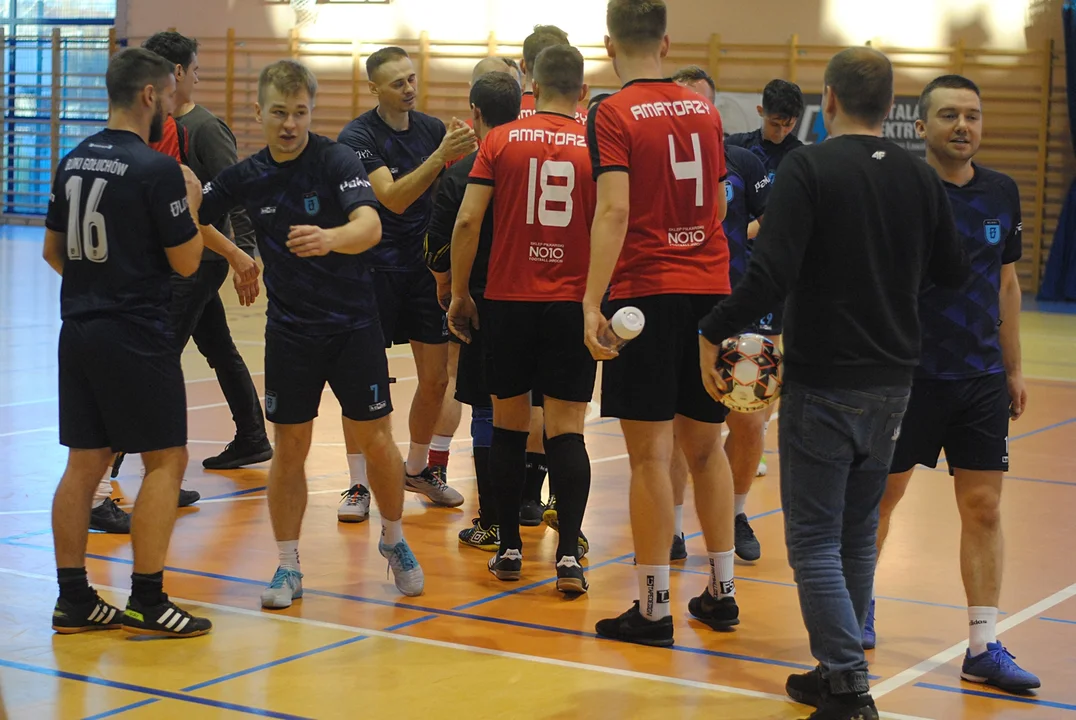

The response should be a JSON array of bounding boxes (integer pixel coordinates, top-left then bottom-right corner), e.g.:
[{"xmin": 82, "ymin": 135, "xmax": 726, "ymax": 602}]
[
  {"xmin": 472, "ymin": 56, "xmax": 511, "ymax": 83},
  {"xmin": 700, "ymin": 47, "xmax": 967, "ymax": 720}
]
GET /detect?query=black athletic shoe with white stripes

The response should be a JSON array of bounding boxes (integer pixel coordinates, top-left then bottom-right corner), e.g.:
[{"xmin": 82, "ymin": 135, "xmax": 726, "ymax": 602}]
[
  {"xmin": 122, "ymin": 595, "xmax": 212, "ymax": 638},
  {"xmin": 52, "ymin": 592, "xmax": 122, "ymax": 634}
]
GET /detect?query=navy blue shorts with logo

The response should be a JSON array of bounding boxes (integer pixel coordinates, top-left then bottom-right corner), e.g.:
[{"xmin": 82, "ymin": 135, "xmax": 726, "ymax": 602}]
[
  {"xmin": 890, "ymin": 372, "xmax": 1010, "ymax": 475},
  {"xmin": 372, "ymin": 268, "xmax": 449, "ymax": 347},
  {"xmin": 264, "ymin": 322, "xmax": 392, "ymax": 424}
]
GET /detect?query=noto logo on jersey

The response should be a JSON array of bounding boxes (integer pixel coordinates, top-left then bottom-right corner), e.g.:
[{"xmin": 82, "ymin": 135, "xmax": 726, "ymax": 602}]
[
  {"xmin": 984, "ymin": 219, "xmax": 1002, "ymax": 245},
  {"xmin": 303, "ymin": 192, "xmax": 320, "ymax": 215},
  {"xmin": 339, "ymin": 176, "xmax": 371, "ymax": 192},
  {"xmin": 667, "ymin": 226, "xmax": 706, "ymax": 247},
  {"xmin": 529, "ymin": 242, "xmax": 565, "ymax": 263}
]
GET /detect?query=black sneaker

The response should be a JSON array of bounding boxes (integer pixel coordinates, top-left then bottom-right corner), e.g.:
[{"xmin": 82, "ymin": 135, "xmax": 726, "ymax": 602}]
[
  {"xmin": 458, "ymin": 518, "xmax": 499, "ymax": 551},
  {"xmin": 52, "ymin": 592, "xmax": 122, "ymax": 634},
  {"xmin": 555, "ymin": 555, "xmax": 588, "ymax": 594},
  {"xmin": 735, "ymin": 513, "xmax": 761, "ymax": 561},
  {"xmin": 89, "ymin": 498, "xmax": 131, "ymax": 534},
  {"xmin": 687, "ymin": 587, "xmax": 740, "ymax": 630},
  {"xmin": 786, "ymin": 667, "xmax": 824, "ymax": 707},
  {"xmin": 804, "ymin": 693, "xmax": 879, "ymax": 720},
  {"xmin": 202, "ymin": 439, "xmax": 274, "ymax": 470},
  {"xmin": 595, "ymin": 601, "xmax": 674, "ymax": 647},
  {"xmin": 519, "ymin": 499, "xmax": 543, "ymax": 527},
  {"xmin": 178, "ymin": 487, "xmax": 200, "ymax": 508},
  {"xmin": 487, "ymin": 547, "xmax": 523, "ymax": 581},
  {"xmin": 123, "ymin": 595, "xmax": 212, "ymax": 638},
  {"xmin": 670, "ymin": 533, "xmax": 687, "ymax": 561}
]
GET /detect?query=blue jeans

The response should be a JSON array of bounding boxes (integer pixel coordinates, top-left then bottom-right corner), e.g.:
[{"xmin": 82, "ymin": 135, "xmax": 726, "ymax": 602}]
[{"xmin": 779, "ymin": 380, "xmax": 910, "ymax": 694}]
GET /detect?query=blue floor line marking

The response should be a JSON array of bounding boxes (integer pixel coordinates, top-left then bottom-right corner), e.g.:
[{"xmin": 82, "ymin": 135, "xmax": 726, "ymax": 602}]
[
  {"xmin": 0, "ymin": 658, "xmax": 313, "ymax": 719},
  {"xmin": 1039, "ymin": 616, "xmax": 1076, "ymax": 626},
  {"xmin": 916, "ymin": 682, "xmax": 1076, "ymax": 712},
  {"xmin": 200, "ymin": 486, "xmax": 269, "ymax": 501},
  {"xmin": 1009, "ymin": 416, "xmax": 1076, "ymax": 442}
]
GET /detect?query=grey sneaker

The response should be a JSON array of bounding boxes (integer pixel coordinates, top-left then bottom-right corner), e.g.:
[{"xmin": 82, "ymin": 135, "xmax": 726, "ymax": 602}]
[
  {"xmin": 261, "ymin": 566, "xmax": 303, "ymax": 609},
  {"xmin": 379, "ymin": 538, "xmax": 424, "ymax": 597},
  {"xmin": 338, "ymin": 484, "xmax": 371, "ymax": 523},
  {"xmin": 405, "ymin": 466, "xmax": 464, "ymax": 507}
]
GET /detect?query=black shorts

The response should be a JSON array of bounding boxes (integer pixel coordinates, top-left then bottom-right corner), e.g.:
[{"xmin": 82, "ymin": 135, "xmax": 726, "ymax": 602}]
[
  {"xmin": 743, "ymin": 302, "xmax": 784, "ymax": 336},
  {"xmin": 454, "ymin": 297, "xmax": 493, "ymax": 409},
  {"xmin": 601, "ymin": 294, "xmax": 730, "ymax": 424},
  {"xmin": 59, "ymin": 317, "xmax": 186, "ymax": 453},
  {"xmin": 373, "ymin": 268, "xmax": 449, "ymax": 347},
  {"xmin": 486, "ymin": 300, "xmax": 597, "ymax": 404},
  {"xmin": 264, "ymin": 322, "xmax": 392, "ymax": 424},
  {"xmin": 890, "ymin": 372, "xmax": 1010, "ymax": 475}
]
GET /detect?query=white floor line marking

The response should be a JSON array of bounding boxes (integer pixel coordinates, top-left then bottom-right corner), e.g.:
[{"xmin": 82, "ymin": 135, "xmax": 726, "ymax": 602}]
[
  {"xmin": 0, "ymin": 566, "xmax": 933, "ymax": 720},
  {"xmin": 871, "ymin": 581, "xmax": 1076, "ymax": 698}
]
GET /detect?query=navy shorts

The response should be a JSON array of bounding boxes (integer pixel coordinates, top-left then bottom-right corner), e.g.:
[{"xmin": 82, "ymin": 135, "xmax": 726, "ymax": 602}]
[
  {"xmin": 373, "ymin": 268, "xmax": 449, "ymax": 347},
  {"xmin": 600, "ymin": 294, "xmax": 730, "ymax": 424},
  {"xmin": 264, "ymin": 322, "xmax": 392, "ymax": 424},
  {"xmin": 890, "ymin": 372, "xmax": 1010, "ymax": 475},
  {"xmin": 59, "ymin": 317, "xmax": 186, "ymax": 453},
  {"xmin": 454, "ymin": 297, "xmax": 493, "ymax": 409}
]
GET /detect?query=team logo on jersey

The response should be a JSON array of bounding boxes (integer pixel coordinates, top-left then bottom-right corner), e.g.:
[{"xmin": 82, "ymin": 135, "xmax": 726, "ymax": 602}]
[
  {"xmin": 265, "ymin": 392, "xmax": 278, "ymax": 416},
  {"xmin": 725, "ymin": 183, "xmax": 734, "ymax": 203},
  {"xmin": 303, "ymin": 192, "xmax": 320, "ymax": 215},
  {"xmin": 767, "ymin": 170, "xmax": 776, "ymax": 185},
  {"xmin": 984, "ymin": 219, "xmax": 1002, "ymax": 245}
]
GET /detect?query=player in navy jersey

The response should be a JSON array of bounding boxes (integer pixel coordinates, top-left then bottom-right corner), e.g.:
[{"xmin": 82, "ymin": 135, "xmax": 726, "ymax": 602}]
[
  {"xmin": 336, "ymin": 46, "xmax": 475, "ymax": 514},
  {"xmin": 44, "ymin": 48, "xmax": 211, "ymax": 638},
  {"xmin": 870, "ymin": 75, "xmax": 1039, "ymax": 692},
  {"xmin": 674, "ymin": 66, "xmax": 772, "ymax": 563},
  {"xmin": 196, "ymin": 60, "xmax": 425, "ymax": 605},
  {"xmin": 726, "ymin": 78, "xmax": 805, "ymax": 184}
]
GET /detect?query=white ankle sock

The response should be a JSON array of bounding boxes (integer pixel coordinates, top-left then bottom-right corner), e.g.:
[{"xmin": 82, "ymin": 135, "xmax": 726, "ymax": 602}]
[
  {"xmin": 734, "ymin": 493, "xmax": 748, "ymax": 517},
  {"xmin": 968, "ymin": 606, "xmax": 998, "ymax": 656},
  {"xmin": 93, "ymin": 475, "xmax": 112, "ymax": 508},
  {"xmin": 381, "ymin": 518, "xmax": 404, "ymax": 546},
  {"xmin": 673, "ymin": 505, "xmax": 684, "ymax": 537},
  {"xmin": 346, "ymin": 453, "xmax": 368, "ymax": 490},
  {"xmin": 708, "ymin": 550, "xmax": 736, "ymax": 598},
  {"xmin": 405, "ymin": 442, "xmax": 430, "ymax": 476},
  {"xmin": 636, "ymin": 564, "xmax": 671, "ymax": 621},
  {"xmin": 277, "ymin": 540, "xmax": 300, "ymax": 570},
  {"xmin": 430, "ymin": 434, "xmax": 453, "ymax": 453}
]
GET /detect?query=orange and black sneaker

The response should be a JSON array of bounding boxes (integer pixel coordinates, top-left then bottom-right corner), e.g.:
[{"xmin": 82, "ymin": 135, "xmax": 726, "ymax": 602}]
[
  {"xmin": 52, "ymin": 591, "xmax": 122, "ymax": 634},
  {"xmin": 122, "ymin": 595, "xmax": 212, "ymax": 638}
]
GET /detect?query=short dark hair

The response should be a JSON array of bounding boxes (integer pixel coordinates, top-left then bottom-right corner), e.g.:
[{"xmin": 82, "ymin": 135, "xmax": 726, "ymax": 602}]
[
  {"xmin": 761, "ymin": 79, "xmax": 804, "ymax": 120},
  {"xmin": 823, "ymin": 47, "xmax": 894, "ymax": 126},
  {"xmin": 106, "ymin": 47, "xmax": 175, "ymax": 109},
  {"xmin": 672, "ymin": 65, "xmax": 715, "ymax": 95},
  {"xmin": 258, "ymin": 59, "xmax": 318, "ymax": 106},
  {"xmin": 366, "ymin": 46, "xmax": 409, "ymax": 82},
  {"xmin": 917, "ymin": 74, "xmax": 981, "ymax": 121},
  {"xmin": 534, "ymin": 45, "xmax": 585, "ymax": 97},
  {"xmin": 141, "ymin": 31, "xmax": 199, "ymax": 70},
  {"xmin": 607, "ymin": 0, "xmax": 667, "ymax": 47},
  {"xmin": 470, "ymin": 72, "xmax": 522, "ymax": 128},
  {"xmin": 522, "ymin": 25, "xmax": 570, "ymax": 74}
]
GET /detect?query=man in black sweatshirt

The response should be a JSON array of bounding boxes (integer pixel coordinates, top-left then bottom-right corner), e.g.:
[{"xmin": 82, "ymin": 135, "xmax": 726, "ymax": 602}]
[{"xmin": 698, "ymin": 48, "xmax": 967, "ymax": 720}]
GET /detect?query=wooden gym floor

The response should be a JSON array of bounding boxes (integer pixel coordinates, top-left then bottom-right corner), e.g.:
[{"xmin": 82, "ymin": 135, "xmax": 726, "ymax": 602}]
[{"xmin": 1, "ymin": 223, "xmax": 1075, "ymax": 719}]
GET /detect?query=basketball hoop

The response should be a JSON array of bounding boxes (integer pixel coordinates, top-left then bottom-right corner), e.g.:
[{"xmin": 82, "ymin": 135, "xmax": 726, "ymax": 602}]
[{"xmin": 290, "ymin": 0, "xmax": 319, "ymax": 28}]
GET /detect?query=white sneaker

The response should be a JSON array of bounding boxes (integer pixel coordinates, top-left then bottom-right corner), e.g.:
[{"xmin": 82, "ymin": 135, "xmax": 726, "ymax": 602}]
[
  {"xmin": 261, "ymin": 566, "xmax": 303, "ymax": 609},
  {"xmin": 338, "ymin": 484, "xmax": 371, "ymax": 523},
  {"xmin": 757, "ymin": 457, "xmax": 768, "ymax": 477},
  {"xmin": 379, "ymin": 539, "xmax": 424, "ymax": 597},
  {"xmin": 405, "ymin": 466, "xmax": 465, "ymax": 507}
]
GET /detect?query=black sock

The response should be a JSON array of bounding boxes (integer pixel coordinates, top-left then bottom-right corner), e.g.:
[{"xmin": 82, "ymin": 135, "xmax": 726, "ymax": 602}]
[
  {"xmin": 524, "ymin": 452, "xmax": 548, "ymax": 504},
  {"xmin": 545, "ymin": 433, "xmax": 590, "ymax": 560},
  {"xmin": 490, "ymin": 427, "xmax": 529, "ymax": 550},
  {"xmin": 57, "ymin": 567, "xmax": 92, "ymax": 603},
  {"xmin": 131, "ymin": 570, "xmax": 165, "ymax": 607},
  {"xmin": 473, "ymin": 445, "xmax": 496, "ymax": 527}
]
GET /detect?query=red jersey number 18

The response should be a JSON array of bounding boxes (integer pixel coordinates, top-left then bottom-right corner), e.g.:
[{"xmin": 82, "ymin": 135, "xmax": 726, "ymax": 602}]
[{"xmin": 526, "ymin": 158, "xmax": 576, "ymax": 228}]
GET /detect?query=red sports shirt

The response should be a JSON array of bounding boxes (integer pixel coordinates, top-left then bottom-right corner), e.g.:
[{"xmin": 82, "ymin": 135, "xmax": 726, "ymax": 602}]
[
  {"xmin": 588, "ymin": 78, "xmax": 730, "ymax": 300},
  {"xmin": 520, "ymin": 92, "xmax": 588, "ymax": 124},
  {"xmin": 470, "ymin": 111, "xmax": 596, "ymax": 302},
  {"xmin": 149, "ymin": 115, "xmax": 187, "ymax": 163}
]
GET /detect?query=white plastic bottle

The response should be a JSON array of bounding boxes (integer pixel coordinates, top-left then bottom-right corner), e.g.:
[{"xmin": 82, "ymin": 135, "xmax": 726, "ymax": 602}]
[{"xmin": 599, "ymin": 306, "xmax": 645, "ymax": 352}]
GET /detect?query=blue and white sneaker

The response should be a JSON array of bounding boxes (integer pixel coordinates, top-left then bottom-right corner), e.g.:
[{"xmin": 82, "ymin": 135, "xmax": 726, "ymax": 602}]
[
  {"xmin": 862, "ymin": 597, "xmax": 876, "ymax": 649},
  {"xmin": 961, "ymin": 642, "xmax": 1041, "ymax": 692},
  {"xmin": 379, "ymin": 539, "xmax": 425, "ymax": 597},
  {"xmin": 260, "ymin": 566, "xmax": 303, "ymax": 609}
]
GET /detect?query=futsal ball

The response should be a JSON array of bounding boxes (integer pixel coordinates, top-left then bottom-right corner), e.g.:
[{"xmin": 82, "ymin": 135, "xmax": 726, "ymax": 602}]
[{"xmin": 715, "ymin": 333, "xmax": 783, "ymax": 413}]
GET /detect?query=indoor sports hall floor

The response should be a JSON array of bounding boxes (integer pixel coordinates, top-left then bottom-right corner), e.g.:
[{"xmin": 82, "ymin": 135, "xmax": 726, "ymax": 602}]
[{"xmin": 1, "ymin": 223, "xmax": 1075, "ymax": 720}]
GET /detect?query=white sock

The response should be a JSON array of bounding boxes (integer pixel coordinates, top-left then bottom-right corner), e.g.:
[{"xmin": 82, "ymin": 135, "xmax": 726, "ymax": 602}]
[
  {"xmin": 405, "ymin": 442, "xmax": 430, "ymax": 476},
  {"xmin": 430, "ymin": 434, "xmax": 453, "ymax": 453},
  {"xmin": 636, "ymin": 564, "xmax": 671, "ymax": 621},
  {"xmin": 734, "ymin": 493, "xmax": 748, "ymax": 517},
  {"xmin": 381, "ymin": 518, "xmax": 404, "ymax": 546},
  {"xmin": 346, "ymin": 453, "xmax": 368, "ymax": 490},
  {"xmin": 708, "ymin": 550, "xmax": 736, "ymax": 599},
  {"xmin": 968, "ymin": 606, "xmax": 998, "ymax": 656},
  {"xmin": 673, "ymin": 505, "xmax": 684, "ymax": 537},
  {"xmin": 277, "ymin": 540, "xmax": 300, "ymax": 570},
  {"xmin": 93, "ymin": 475, "xmax": 112, "ymax": 508}
]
